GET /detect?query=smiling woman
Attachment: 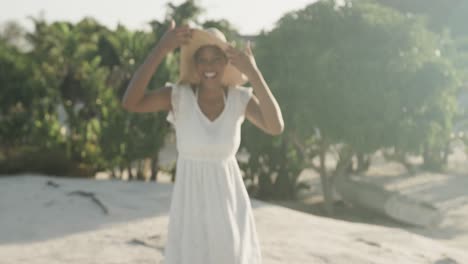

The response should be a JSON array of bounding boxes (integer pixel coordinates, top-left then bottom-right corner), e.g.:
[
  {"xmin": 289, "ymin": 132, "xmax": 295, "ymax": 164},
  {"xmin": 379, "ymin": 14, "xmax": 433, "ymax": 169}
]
[
  {"xmin": 121, "ymin": 19, "xmax": 283, "ymax": 264},
  {"xmin": 193, "ymin": 45, "xmax": 228, "ymax": 87}
]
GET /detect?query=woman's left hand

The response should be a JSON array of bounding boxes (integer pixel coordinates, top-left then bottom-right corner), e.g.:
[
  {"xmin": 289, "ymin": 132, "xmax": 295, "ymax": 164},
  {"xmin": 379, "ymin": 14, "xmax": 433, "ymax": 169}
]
[{"xmin": 225, "ymin": 41, "xmax": 259, "ymax": 78}]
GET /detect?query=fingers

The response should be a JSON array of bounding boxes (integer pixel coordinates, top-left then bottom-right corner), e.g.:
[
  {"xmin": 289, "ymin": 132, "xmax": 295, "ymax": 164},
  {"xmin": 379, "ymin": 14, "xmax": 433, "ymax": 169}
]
[
  {"xmin": 245, "ymin": 40, "xmax": 252, "ymax": 55},
  {"xmin": 176, "ymin": 24, "xmax": 191, "ymax": 32},
  {"xmin": 167, "ymin": 19, "xmax": 191, "ymax": 35},
  {"xmin": 225, "ymin": 44, "xmax": 239, "ymax": 55},
  {"xmin": 167, "ymin": 24, "xmax": 191, "ymax": 46},
  {"xmin": 175, "ymin": 27, "xmax": 192, "ymax": 36},
  {"xmin": 225, "ymin": 44, "xmax": 244, "ymax": 61},
  {"xmin": 225, "ymin": 43, "xmax": 255, "ymax": 74},
  {"xmin": 225, "ymin": 47, "xmax": 236, "ymax": 63},
  {"xmin": 162, "ymin": 19, "xmax": 194, "ymax": 49},
  {"xmin": 169, "ymin": 19, "xmax": 176, "ymax": 30},
  {"xmin": 177, "ymin": 29, "xmax": 193, "ymax": 45}
]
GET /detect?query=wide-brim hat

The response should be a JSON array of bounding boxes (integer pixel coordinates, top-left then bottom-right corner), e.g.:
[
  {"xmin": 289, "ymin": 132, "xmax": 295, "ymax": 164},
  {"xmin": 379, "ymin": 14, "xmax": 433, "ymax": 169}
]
[{"xmin": 178, "ymin": 28, "xmax": 248, "ymax": 87}]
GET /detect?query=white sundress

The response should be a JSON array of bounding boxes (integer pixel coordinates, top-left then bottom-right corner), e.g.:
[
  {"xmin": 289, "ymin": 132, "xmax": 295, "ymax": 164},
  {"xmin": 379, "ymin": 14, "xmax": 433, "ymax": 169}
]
[{"xmin": 163, "ymin": 83, "xmax": 262, "ymax": 264}]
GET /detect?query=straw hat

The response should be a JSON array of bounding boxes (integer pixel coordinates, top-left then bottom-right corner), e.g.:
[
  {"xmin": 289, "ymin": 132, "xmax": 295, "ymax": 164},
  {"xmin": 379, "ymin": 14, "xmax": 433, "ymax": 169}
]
[{"xmin": 178, "ymin": 28, "xmax": 248, "ymax": 87}]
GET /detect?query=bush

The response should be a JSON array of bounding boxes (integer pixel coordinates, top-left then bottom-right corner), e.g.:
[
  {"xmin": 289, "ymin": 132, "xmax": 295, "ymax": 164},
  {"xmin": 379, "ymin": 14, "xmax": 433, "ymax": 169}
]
[{"xmin": 0, "ymin": 146, "xmax": 94, "ymax": 177}]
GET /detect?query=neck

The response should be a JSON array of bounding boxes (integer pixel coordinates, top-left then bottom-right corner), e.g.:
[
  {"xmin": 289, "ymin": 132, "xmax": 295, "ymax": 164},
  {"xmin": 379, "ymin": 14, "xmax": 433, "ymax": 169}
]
[{"xmin": 197, "ymin": 83, "xmax": 226, "ymax": 100}]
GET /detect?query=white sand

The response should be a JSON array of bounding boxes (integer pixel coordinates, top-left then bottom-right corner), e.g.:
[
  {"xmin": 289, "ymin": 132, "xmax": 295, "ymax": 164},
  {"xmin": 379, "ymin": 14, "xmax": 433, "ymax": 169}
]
[{"xmin": 1, "ymin": 173, "xmax": 467, "ymax": 264}]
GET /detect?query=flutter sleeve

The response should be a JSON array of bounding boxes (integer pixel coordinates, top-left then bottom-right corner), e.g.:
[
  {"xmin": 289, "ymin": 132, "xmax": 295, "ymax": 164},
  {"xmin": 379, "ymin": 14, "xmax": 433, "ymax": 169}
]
[
  {"xmin": 166, "ymin": 82, "xmax": 180, "ymax": 125},
  {"xmin": 236, "ymin": 86, "xmax": 253, "ymax": 118}
]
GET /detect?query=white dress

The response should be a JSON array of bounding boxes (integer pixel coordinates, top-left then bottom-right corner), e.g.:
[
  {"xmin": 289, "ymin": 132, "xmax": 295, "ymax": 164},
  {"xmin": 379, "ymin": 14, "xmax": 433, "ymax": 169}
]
[{"xmin": 163, "ymin": 83, "xmax": 262, "ymax": 264}]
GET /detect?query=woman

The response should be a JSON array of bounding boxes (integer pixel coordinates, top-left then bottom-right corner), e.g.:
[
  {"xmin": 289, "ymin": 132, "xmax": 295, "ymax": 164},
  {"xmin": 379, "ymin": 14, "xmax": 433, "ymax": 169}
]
[{"xmin": 122, "ymin": 20, "xmax": 284, "ymax": 264}]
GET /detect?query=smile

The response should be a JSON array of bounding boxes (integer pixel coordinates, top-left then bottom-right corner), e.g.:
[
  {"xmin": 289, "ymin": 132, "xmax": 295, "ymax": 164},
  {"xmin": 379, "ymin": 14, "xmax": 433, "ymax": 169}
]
[{"xmin": 204, "ymin": 72, "xmax": 217, "ymax": 78}]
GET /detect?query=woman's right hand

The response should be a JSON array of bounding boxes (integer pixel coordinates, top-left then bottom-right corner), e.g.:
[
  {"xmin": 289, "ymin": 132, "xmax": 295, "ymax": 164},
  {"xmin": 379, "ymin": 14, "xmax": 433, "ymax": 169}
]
[{"xmin": 159, "ymin": 20, "xmax": 193, "ymax": 52}]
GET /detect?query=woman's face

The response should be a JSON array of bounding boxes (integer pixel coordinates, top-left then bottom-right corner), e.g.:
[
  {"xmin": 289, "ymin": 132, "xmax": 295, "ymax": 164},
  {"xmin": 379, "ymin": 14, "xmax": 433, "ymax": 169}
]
[{"xmin": 194, "ymin": 45, "xmax": 227, "ymax": 86}]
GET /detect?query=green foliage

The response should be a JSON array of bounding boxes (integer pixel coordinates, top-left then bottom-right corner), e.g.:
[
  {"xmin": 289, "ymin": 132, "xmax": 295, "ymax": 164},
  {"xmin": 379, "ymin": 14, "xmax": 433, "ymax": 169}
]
[
  {"xmin": 0, "ymin": 40, "xmax": 61, "ymax": 160},
  {"xmin": 243, "ymin": 0, "xmax": 460, "ymax": 201},
  {"xmin": 0, "ymin": 146, "xmax": 78, "ymax": 177},
  {"xmin": 376, "ymin": 0, "xmax": 468, "ymax": 167},
  {"xmin": 376, "ymin": 0, "xmax": 468, "ymax": 37},
  {"xmin": 166, "ymin": 0, "xmax": 204, "ymax": 25},
  {"xmin": 0, "ymin": 0, "xmax": 240, "ymax": 180}
]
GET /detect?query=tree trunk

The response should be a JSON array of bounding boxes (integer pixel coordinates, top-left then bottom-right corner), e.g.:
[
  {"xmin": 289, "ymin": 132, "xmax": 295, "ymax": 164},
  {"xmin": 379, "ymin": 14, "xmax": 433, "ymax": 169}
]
[
  {"xmin": 356, "ymin": 153, "xmax": 370, "ymax": 173},
  {"xmin": 171, "ymin": 165, "xmax": 176, "ymax": 182},
  {"xmin": 258, "ymin": 170, "xmax": 274, "ymax": 199},
  {"xmin": 119, "ymin": 165, "xmax": 125, "ymax": 180},
  {"xmin": 136, "ymin": 160, "xmax": 144, "ymax": 181},
  {"xmin": 319, "ymin": 143, "xmax": 334, "ymax": 215},
  {"xmin": 127, "ymin": 164, "xmax": 133, "ymax": 180},
  {"xmin": 150, "ymin": 156, "xmax": 158, "ymax": 182},
  {"xmin": 443, "ymin": 141, "xmax": 450, "ymax": 165},
  {"xmin": 274, "ymin": 169, "xmax": 293, "ymax": 200},
  {"xmin": 273, "ymin": 140, "xmax": 294, "ymax": 200}
]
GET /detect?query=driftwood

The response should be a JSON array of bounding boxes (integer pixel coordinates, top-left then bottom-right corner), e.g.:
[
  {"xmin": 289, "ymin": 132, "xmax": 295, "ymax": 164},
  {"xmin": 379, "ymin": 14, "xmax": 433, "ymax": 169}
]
[
  {"xmin": 46, "ymin": 180, "xmax": 60, "ymax": 188},
  {"xmin": 334, "ymin": 175, "xmax": 443, "ymax": 227},
  {"xmin": 44, "ymin": 181, "xmax": 109, "ymax": 215},
  {"xmin": 67, "ymin": 190, "xmax": 109, "ymax": 215},
  {"xmin": 127, "ymin": 235, "xmax": 164, "ymax": 252}
]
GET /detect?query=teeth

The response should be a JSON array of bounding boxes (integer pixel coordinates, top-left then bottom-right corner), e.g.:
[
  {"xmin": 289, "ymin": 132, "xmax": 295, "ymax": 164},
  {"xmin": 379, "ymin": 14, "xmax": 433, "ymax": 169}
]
[{"xmin": 204, "ymin": 72, "xmax": 216, "ymax": 78}]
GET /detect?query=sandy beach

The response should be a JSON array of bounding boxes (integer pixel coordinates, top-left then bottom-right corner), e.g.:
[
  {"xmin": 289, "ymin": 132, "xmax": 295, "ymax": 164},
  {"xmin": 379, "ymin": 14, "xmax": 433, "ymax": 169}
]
[{"xmin": 1, "ymin": 156, "xmax": 468, "ymax": 264}]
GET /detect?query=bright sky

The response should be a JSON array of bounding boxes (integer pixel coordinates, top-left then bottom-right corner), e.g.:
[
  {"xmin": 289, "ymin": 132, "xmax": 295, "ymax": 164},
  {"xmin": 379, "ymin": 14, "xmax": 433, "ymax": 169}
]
[{"xmin": 0, "ymin": 0, "xmax": 318, "ymax": 35}]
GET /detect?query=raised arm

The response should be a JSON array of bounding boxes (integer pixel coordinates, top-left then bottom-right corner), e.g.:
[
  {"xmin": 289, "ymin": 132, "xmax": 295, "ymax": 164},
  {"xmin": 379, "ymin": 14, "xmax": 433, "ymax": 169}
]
[
  {"xmin": 225, "ymin": 41, "xmax": 284, "ymax": 135},
  {"xmin": 121, "ymin": 20, "xmax": 192, "ymax": 113}
]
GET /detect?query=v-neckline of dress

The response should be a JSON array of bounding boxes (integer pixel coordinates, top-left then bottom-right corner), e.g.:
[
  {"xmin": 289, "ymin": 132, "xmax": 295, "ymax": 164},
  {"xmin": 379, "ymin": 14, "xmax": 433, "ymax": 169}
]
[{"xmin": 191, "ymin": 86, "xmax": 230, "ymax": 125}]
